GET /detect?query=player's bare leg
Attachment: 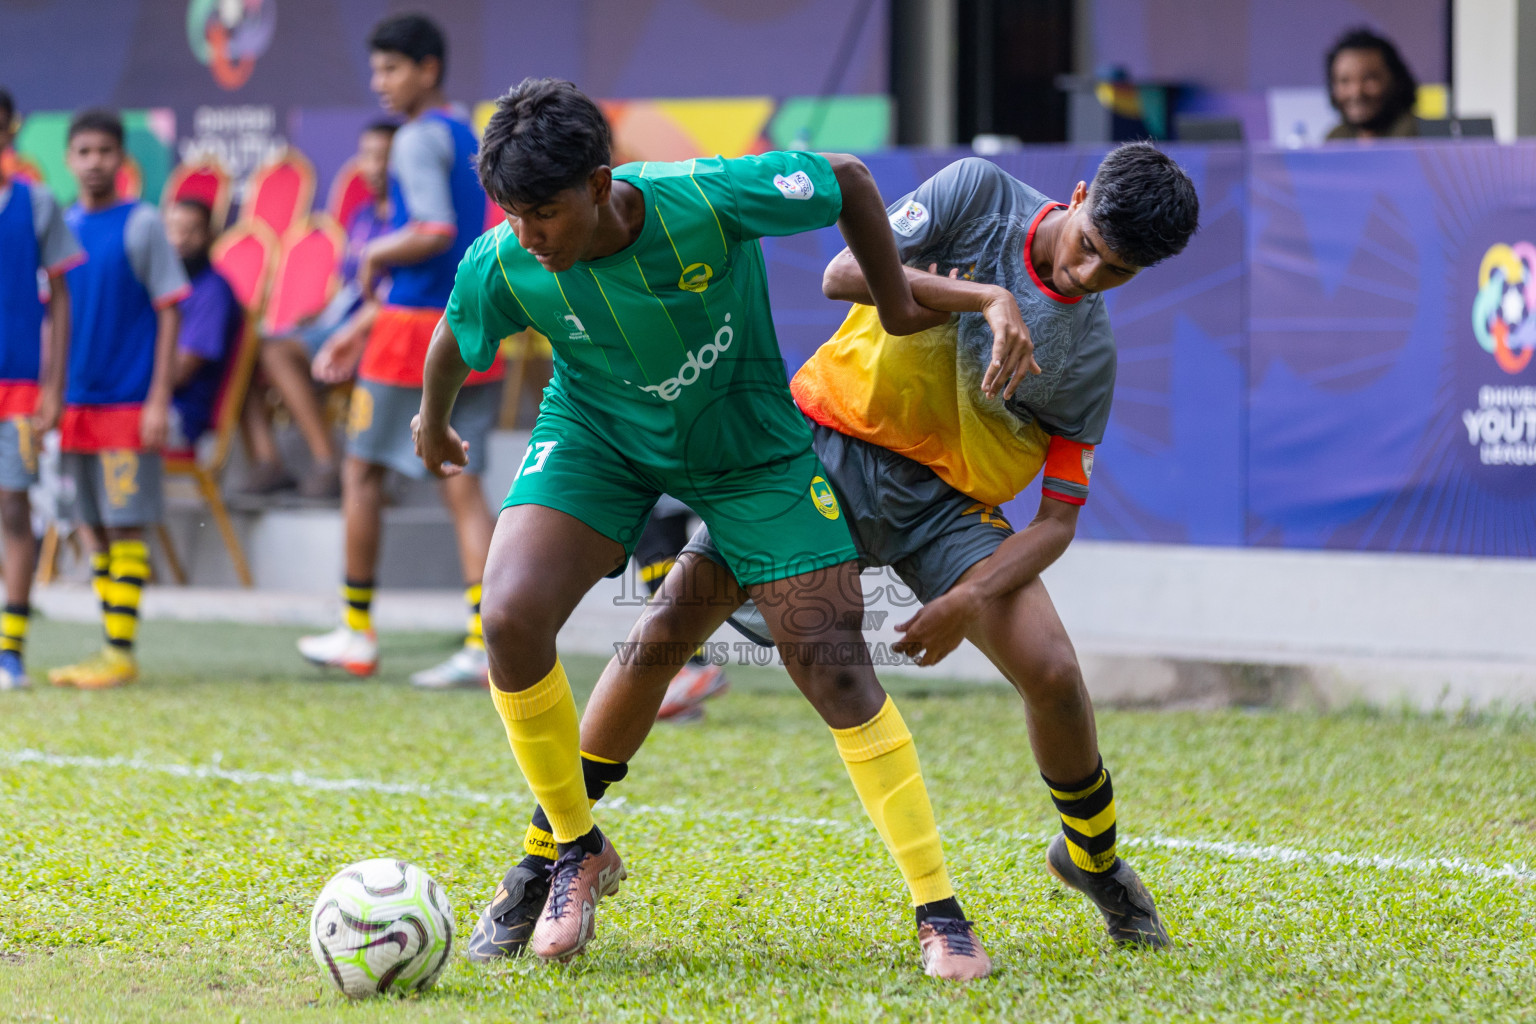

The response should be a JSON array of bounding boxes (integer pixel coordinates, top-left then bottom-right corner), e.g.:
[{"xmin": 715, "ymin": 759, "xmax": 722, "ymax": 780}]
[
  {"xmin": 50, "ymin": 523, "xmax": 147, "ymax": 689},
  {"xmin": 260, "ymin": 337, "xmax": 340, "ymax": 496},
  {"xmin": 742, "ymin": 560, "xmax": 989, "ymax": 980},
  {"xmin": 410, "ymin": 472, "xmax": 495, "ymax": 689},
  {"xmin": 298, "ymin": 456, "xmax": 386, "ymax": 675},
  {"xmin": 962, "ymin": 566, "xmax": 1169, "ymax": 948},
  {"xmin": 0, "ymin": 490, "xmax": 35, "ymax": 688},
  {"xmin": 477, "ymin": 504, "xmax": 628, "ymax": 962}
]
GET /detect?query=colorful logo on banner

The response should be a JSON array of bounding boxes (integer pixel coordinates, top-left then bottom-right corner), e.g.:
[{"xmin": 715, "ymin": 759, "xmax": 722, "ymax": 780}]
[
  {"xmin": 187, "ymin": 0, "xmax": 276, "ymax": 91},
  {"xmin": 1472, "ymin": 242, "xmax": 1536, "ymax": 375}
]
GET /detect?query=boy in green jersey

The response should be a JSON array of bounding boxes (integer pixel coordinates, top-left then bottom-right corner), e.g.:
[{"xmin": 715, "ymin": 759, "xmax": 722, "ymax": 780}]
[{"xmin": 413, "ymin": 79, "xmax": 992, "ymax": 979}]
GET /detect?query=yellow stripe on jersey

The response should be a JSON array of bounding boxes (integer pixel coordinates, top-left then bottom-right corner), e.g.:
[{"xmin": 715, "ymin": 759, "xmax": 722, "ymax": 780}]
[
  {"xmin": 631, "ymin": 256, "xmax": 688, "ymax": 355},
  {"xmin": 493, "ymin": 229, "xmax": 537, "ymax": 326},
  {"xmin": 687, "ymin": 159, "xmax": 730, "ymax": 260},
  {"xmin": 589, "ymin": 269, "xmax": 646, "ymax": 377},
  {"xmin": 791, "ymin": 304, "xmax": 1051, "ymax": 507}
]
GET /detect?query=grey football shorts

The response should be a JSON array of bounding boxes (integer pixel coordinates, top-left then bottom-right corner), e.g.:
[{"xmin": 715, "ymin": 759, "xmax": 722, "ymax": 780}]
[
  {"xmin": 0, "ymin": 417, "xmax": 39, "ymax": 492},
  {"xmin": 65, "ymin": 450, "xmax": 164, "ymax": 528},
  {"xmin": 346, "ymin": 378, "xmax": 504, "ymax": 479}
]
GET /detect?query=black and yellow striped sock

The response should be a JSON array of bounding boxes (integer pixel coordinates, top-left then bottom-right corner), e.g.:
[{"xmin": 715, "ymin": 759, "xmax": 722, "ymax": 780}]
[
  {"xmin": 464, "ymin": 583, "xmax": 484, "ymax": 650},
  {"xmin": 91, "ymin": 552, "xmax": 111, "ymax": 618},
  {"xmin": 639, "ymin": 558, "xmax": 675, "ymax": 596},
  {"xmin": 342, "ymin": 578, "xmax": 374, "ymax": 633},
  {"xmin": 1, "ymin": 603, "xmax": 29, "ymax": 658},
  {"xmin": 103, "ymin": 539, "xmax": 149, "ymax": 652},
  {"xmin": 523, "ymin": 752, "xmax": 629, "ymax": 863},
  {"xmin": 1045, "ymin": 758, "xmax": 1118, "ymax": 873}
]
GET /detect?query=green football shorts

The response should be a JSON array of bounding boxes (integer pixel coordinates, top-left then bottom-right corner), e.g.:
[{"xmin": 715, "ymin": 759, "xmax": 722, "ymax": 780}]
[{"xmin": 502, "ymin": 399, "xmax": 858, "ymax": 587}]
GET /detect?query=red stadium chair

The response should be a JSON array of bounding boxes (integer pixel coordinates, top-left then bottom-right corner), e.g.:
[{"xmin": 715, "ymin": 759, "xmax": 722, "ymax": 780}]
[
  {"xmin": 261, "ymin": 214, "xmax": 346, "ymax": 338},
  {"xmin": 241, "ymin": 147, "xmax": 316, "ymax": 238},
  {"xmin": 154, "ymin": 219, "xmax": 280, "ymax": 587},
  {"xmin": 326, "ymin": 157, "xmax": 374, "ymax": 230},
  {"xmin": 115, "ymin": 155, "xmax": 143, "ymax": 201},
  {"xmin": 163, "ymin": 157, "xmax": 233, "ymax": 232},
  {"xmin": 484, "ymin": 193, "xmax": 505, "ymax": 232}
]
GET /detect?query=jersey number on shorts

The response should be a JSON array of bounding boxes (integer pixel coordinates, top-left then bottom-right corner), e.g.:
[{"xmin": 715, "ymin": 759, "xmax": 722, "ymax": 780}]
[{"xmin": 516, "ymin": 440, "xmax": 557, "ymax": 480}]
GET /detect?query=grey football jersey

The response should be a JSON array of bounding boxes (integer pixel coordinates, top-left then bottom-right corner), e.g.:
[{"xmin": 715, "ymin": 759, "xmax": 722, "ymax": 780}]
[{"xmin": 885, "ymin": 157, "xmax": 1117, "ymax": 446}]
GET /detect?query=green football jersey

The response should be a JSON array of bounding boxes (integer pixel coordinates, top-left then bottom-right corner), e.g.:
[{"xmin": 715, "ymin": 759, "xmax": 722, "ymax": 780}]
[{"xmin": 447, "ymin": 152, "xmax": 843, "ymax": 477}]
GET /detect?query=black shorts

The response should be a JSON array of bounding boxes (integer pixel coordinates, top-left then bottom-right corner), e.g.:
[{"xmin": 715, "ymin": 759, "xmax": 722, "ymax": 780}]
[{"xmin": 682, "ymin": 419, "xmax": 1015, "ymax": 643}]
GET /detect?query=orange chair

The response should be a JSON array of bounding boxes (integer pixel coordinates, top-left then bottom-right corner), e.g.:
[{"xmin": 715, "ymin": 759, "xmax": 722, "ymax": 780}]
[
  {"xmin": 163, "ymin": 157, "xmax": 232, "ymax": 231},
  {"xmin": 154, "ymin": 220, "xmax": 280, "ymax": 587},
  {"xmin": 241, "ymin": 147, "xmax": 316, "ymax": 238},
  {"xmin": 326, "ymin": 158, "xmax": 374, "ymax": 231},
  {"xmin": 262, "ymin": 214, "xmax": 346, "ymax": 338},
  {"xmin": 114, "ymin": 155, "xmax": 143, "ymax": 201}
]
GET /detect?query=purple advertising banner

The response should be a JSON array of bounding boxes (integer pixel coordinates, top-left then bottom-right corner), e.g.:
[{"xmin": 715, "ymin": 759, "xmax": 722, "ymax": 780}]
[
  {"xmin": 1248, "ymin": 143, "xmax": 1536, "ymax": 556},
  {"xmin": 768, "ymin": 142, "xmax": 1534, "ymax": 558}
]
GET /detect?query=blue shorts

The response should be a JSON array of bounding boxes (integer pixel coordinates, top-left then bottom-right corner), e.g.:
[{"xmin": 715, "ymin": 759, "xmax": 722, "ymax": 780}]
[{"xmin": 0, "ymin": 417, "xmax": 39, "ymax": 492}]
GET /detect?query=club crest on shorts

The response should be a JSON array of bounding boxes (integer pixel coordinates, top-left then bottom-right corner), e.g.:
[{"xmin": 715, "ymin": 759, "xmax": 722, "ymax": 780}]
[
  {"xmin": 773, "ymin": 171, "xmax": 815, "ymax": 200},
  {"xmin": 1082, "ymin": 449, "xmax": 1094, "ymax": 479},
  {"xmin": 678, "ymin": 263, "xmax": 713, "ymax": 293},
  {"xmin": 809, "ymin": 475, "xmax": 840, "ymax": 520}
]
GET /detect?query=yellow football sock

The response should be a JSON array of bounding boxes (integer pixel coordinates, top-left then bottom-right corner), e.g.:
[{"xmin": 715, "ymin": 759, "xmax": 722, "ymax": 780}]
[
  {"xmin": 0, "ymin": 603, "xmax": 29, "ymax": 656},
  {"xmin": 342, "ymin": 578, "xmax": 373, "ymax": 633},
  {"xmin": 464, "ymin": 583, "xmax": 484, "ymax": 650},
  {"xmin": 489, "ymin": 659, "xmax": 592, "ymax": 844},
  {"xmin": 103, "ymin": 539, "xmax": 148, "ymax": 651},
  {"xmin": 523, "ymin": 751, "xmax": 628, "ymax": 860},
  {"xmin": 831, "ymin": 696, "xmax": 954, "ymax": 906}
]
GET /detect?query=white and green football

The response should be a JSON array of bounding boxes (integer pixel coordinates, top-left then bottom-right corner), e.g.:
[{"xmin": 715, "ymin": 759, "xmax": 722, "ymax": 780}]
[{"xmin": 308, "ymin": 859, "xmax": 454, "ymax": 999}]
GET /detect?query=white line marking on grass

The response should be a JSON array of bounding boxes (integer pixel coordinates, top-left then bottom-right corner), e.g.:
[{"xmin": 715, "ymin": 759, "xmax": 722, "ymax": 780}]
[
  {"xmin": 1120, "ymin": 835, "xmax": 1536, "ymax": 883},
  {"xmin": 7, "ymin": 748, "xmax": 1533, "ymax": 884}
]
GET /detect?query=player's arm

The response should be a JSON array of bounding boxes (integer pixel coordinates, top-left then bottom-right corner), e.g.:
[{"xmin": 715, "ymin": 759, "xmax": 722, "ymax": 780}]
[
  {"xmin": 412, "ymin": 314, "xmax": 473, "ymax": 478},
  {"xmin": 140, "ymin": 303, "xmax": 182, "ymax": 451},
  {"xmin": 824, "ymin": 256, "xmax": 1041, "ymax": 398},
  {"xmin": 360, "ymin": 120, "xmax": 456, "ymax": 296},
  {"xmin": 34, "ymin": 184, "xmax": 81, "ymax": 433},
  {"xmin": 128, "ymin": 205, "xmax": 191, "ymax": 450},
  {"xmin": 819, "ymin": 153, "xmax": 931, "ymax": 337},
  {"xmin": 416, "ymin": 235, "xmax": 525, "ymax": 476},
  {"xmin": 36, "ymin": 274, "xmax": 70, "ymax": 434},
  {"xmin": 893, "ymin": 494, "xmax": 1078, "ymax": 667}
]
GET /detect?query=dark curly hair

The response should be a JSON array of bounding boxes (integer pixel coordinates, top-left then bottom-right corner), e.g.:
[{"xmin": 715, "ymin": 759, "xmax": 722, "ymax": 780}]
[
  {"xmin": 369, "ymin": 13, "xmax": 447, "ymax": 87},
  {"xmin": 1087, "ymin": 142, "xmax": 1199, "ymax": 268},
  {"xmin": 1326, "ymin": 28, "xmax": 1418, "ymax": 132},
  {"xmin": 67, "ymin": 108, "xmax": 124, "ymax": 146},
  {"xmin": 477, "ymin": 78, "xmax": 612, "ymax": 208}
]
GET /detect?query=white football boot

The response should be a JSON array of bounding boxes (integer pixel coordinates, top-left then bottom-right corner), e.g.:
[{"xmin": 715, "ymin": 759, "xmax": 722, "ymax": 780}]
[
  {"xmin": 410, "ymin": 645, "xmax": 490, "ymax": 689},
  {"xmin": 298, "ymin": 626, "xmax": 379, "ymax": 677}
]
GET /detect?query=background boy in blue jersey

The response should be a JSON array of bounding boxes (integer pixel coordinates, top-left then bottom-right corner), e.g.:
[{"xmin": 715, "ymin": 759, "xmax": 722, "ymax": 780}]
[
  {"xmin": 298, "ymin": 15, "xmax": 503, "ymax": 688},
  {"xmin": 0, "ymin": 87, "xmax": 82, "ymax": 690},
  {"xmin": 49, "ymin": 109, "xmax": 189, "ymax": 690}
]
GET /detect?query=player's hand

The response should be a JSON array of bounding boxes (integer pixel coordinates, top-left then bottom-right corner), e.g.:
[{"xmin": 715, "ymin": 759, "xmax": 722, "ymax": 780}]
[
  {"xmin": 411, "ymin": 412, "xmax": 469, "ymax": 478},
  {"xmin": 139, "ymin": 398, "xmax": 169, "ymax": 452},
  {"xmin": 892, "ymin": 585, "xmax": 982, "ymax": 666},
  {"xmin": 31, "ymin": 388, "xmax": 61, "ymax": 436},
  {"xmin": 357, "ymin": 248, "xmax": 385, "ymax": 303},
  {"xmin": 980, "ymin": 285, "xmax": 1040, "ymax": 400},
  {"xmin": 312, "ymin": 326, "xmax": 368, "ymax": 385}
]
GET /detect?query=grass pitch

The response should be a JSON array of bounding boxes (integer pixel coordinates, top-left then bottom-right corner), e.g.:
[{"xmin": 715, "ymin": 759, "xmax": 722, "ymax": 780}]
[{"xmin": 2, "ymin": 618, "xmax": 1534, "ymax": 1023}]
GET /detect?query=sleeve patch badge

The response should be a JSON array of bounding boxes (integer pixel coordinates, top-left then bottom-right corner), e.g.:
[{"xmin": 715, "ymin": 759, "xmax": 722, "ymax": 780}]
[
  {"xmin": 889, "ymin": 200, "xmax": 929, "ymax": 236},
  {"xmin": 772, "ymin": 171, "xmax": 815, "ymax": 200}
]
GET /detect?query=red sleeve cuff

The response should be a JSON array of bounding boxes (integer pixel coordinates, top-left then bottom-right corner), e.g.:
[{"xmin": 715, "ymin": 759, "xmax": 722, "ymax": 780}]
[
  {"xmin": 411, "ymin": 221, "xmax": 457, "ymax": 237},
  {"xmin": 1041, "ymin": 488, "xmax": 1087, "ymax": 506},
  {"xmin": 46, "ymin": 252, "xmax": 87, "ymax": 277},
  {"xmin": 154, "ymin": 285, "xmax": 193, "ymax": 310}
]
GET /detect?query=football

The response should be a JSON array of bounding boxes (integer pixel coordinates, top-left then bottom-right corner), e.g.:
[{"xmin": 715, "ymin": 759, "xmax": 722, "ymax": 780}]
[{"xmin": 308, "ymin": 859, "xmax": 455, "ymax": 999}]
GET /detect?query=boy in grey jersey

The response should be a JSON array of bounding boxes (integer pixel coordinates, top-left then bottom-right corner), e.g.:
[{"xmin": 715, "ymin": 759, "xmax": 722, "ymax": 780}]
[{"xmin": 499, "ymin": 142, "xmax": 1201, "ymax": 958}]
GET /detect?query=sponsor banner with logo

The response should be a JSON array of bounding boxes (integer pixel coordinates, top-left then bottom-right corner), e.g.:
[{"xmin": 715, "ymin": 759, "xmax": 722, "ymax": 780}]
[{"xmin": 762, "ymin": 143, "xmax": 1535, "ymax": 557}]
